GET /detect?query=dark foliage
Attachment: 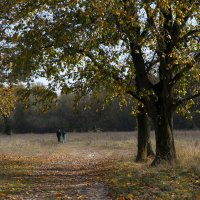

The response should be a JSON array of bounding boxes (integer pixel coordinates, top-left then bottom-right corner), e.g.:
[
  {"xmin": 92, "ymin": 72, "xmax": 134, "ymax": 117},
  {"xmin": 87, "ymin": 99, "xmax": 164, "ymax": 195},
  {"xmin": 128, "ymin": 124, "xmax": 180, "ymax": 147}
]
[{"xmin": 0, "ymin": 94, "xmax": 199, "ymax": 133}]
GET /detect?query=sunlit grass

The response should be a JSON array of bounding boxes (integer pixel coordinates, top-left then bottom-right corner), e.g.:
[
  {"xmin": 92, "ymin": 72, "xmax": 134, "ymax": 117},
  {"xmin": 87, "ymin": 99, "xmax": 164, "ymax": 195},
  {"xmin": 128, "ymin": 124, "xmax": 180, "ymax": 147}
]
[{"xmin": 111, "ymin": 161, "xmax": 200, "ymax": 200}]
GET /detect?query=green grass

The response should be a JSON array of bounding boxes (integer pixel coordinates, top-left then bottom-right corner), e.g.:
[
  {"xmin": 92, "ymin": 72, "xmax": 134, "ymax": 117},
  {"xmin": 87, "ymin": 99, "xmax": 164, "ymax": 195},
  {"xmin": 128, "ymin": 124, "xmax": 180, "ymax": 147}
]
[
  {"xmin": 111, "ymin": 161, "xmax": 200, "ymax": 200},
  {"xmin": 0, "ymin": 158, "xmax": 36, "ymax": 199}
]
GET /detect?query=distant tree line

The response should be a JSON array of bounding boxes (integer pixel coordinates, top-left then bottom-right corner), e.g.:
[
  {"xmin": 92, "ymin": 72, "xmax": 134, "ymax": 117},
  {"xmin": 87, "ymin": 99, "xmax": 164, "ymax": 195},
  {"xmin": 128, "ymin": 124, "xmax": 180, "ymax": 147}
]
[{"xmin": 0, "ymin": 94, "xmax": 199, "ymax": 133}]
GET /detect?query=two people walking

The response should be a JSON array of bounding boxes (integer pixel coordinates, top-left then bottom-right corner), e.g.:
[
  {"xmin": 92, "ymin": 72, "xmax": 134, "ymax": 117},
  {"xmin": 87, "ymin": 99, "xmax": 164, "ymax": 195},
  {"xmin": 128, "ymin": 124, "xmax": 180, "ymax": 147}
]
[{"xmin": 56, "ymin": 129, "xmax": 67, "ymax": 143}]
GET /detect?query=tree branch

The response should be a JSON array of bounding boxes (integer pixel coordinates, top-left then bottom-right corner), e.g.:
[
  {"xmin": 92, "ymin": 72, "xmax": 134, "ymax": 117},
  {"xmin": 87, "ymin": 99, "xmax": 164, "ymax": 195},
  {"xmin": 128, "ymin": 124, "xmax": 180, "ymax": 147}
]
[
  {"xmin": 178, "ymin": 29, "xmax": 200, "ymax": 44},
  {"xmin": 179, "ymin": 0, "xmax": 198, "ymax": 29},
  {"xmin": 143, "ymin": 3, "xmax": 157, "ymax": 32},
  {"xmin": 145, "ymin": 58, "xmax": 159, "ymax": 73},
  {"xmin": 176, "ymin": 92, "xmax": 200, "ymax": 107},
  {"xmin": 170, "ymin": 63, "xmax": 193, "ymax": 87},
  {"xmin": 170, "ymin": 50, "xmax": 199, "ymax": 87},
  {"xmin": 85, "ymin": 52, "xmax": 123, "ymax": 83},
  {"xmin": 126, "ymin": 90, "xmax": 142, "ymax": 102}
]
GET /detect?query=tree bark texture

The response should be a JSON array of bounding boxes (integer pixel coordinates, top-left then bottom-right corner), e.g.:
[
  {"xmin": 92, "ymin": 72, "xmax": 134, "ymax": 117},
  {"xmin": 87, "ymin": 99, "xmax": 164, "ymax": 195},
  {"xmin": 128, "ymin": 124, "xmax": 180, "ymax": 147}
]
[
  {"xmin": 151, "ymin": 104, "xmax": 176, "ymax": 166},
  {"xmin": 136, "ymin": 107, "xmax": 154, "ymax": 162}
]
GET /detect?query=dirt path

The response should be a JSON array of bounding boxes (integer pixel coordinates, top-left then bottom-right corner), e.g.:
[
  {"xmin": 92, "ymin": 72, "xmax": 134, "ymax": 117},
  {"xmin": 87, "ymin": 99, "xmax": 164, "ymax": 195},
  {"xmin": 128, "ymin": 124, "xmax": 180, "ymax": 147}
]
[
  {"xmin": 4, "ymin": 147, "xmax": 114, "ymax": 200},
  {"xmin": 82, "ymin": 182, "xmax": 112, "ymax": 200}
]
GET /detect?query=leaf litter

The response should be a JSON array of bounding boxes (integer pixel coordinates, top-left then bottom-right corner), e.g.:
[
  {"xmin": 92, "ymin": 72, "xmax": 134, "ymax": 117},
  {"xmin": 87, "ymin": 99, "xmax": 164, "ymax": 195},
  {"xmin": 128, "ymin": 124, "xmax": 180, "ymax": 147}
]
[{"xmin": 0, "ymin": 147, "xmax": 114, "ymax": 200}]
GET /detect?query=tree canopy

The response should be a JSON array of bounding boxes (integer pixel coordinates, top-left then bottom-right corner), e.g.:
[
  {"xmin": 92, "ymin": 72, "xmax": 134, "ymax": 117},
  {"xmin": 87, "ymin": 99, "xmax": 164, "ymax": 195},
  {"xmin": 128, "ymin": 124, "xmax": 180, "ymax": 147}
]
[
  {"xmin": 5, "ymin": 0, "xmax": 199, "ymax": 108},
  {"xmin": 1, "ymin": 0, "xmax": 200, "ymax": 164}
]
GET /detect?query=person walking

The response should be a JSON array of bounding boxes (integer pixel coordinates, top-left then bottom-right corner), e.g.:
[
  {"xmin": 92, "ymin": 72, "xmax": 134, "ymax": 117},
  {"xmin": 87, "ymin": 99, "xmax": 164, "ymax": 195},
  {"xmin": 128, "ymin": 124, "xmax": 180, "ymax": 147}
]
[
  {"xmin": 56, "ymin": 129, "xmax": 61, "ymax": 143},
  {"xmin": 61, "ymin": 129, "xmax": 67, "ymax": 143}
]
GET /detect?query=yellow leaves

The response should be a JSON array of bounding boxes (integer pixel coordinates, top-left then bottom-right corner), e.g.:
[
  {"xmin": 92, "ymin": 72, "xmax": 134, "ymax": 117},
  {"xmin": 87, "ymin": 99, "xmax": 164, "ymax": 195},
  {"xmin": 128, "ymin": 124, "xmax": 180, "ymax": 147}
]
[
  {"xmin": 0, "ymin": 86, "xmax": 17, "ymax": 117},
  {"xmin": 157, "ymin": 0, "xmax": 171, "ymax": 10},
  {"xmin": 196, "ymin": 75, "xmax": 200, "ymax": 82},
  {"xmin": 196, "ymin": 194, "xmax": 200, "ymax": 200},
  {"xmin": 17, "ymin": 84, "xmax": 57, "ymax": 113},
  {"xmin": 129, "ymin": 193, "xmax": 133, "ymax": 200},
  {"xmin": 192, "ymin": 68, "xmax": 200, "ymax": 81},
  {"xmin": 115, "ymin": 10, "xmax": 121, "ymax": 16},
  {"xmin": 176, "ymin": 99, "xmax": 195, "ymax": 118},
  {"xmin": 116, "ymin": 193, "xmax": 134, "ymax": 200},
  {"xmin": 116, "ymin": 196, "xmax": 125, "ymax": 200},
  {"xmin": 127, "ymin": 172, "xmax": 132, "ymax": 178},
  {"xmin": 77, "ymin": 194, "xmax": 87, "ymax": 199},
  {"xmin": 168, "ymin": 51, "xmax": 177, "ymax": 58}
]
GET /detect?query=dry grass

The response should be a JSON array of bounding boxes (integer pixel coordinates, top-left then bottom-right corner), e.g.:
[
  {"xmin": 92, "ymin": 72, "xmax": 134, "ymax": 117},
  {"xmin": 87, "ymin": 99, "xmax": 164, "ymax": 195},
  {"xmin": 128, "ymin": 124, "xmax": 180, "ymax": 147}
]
[
  {"xmin": 0, "ymin": 131, "xmax": 199, "ymax": 199},
  {"xmin": 175, "ymin": 131, "xmax": 200, "ymax": 172},
  {"xmin": 0, "ymin": 131, "xmax": 200, "ymax": 172}
]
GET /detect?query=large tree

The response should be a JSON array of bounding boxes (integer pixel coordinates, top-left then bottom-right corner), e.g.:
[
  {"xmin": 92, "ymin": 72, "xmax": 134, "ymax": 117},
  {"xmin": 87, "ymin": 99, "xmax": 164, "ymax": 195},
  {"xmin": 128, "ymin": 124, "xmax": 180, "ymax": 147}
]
[
  {"xmin": 4, "ymin": 0, "xmax": 200, "ymax": 164},
  {"xmin": 0, "ymin": 0, "xmax": 57, "ymax": 121},
  {"xmin": 1, "ymin": 0, "xmax": 155, "ymax": 162}
]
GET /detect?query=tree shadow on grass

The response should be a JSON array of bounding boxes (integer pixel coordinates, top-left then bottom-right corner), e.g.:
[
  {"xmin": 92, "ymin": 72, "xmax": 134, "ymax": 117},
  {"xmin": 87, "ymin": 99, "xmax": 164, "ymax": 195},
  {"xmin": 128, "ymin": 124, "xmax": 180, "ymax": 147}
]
[
  {"xmin": 112, "ymin": 162, "xmax": 200, "ymax": 200},
  {"xmin": 0, "ymin": 156, "xmax": 113, "ymax": 199}
]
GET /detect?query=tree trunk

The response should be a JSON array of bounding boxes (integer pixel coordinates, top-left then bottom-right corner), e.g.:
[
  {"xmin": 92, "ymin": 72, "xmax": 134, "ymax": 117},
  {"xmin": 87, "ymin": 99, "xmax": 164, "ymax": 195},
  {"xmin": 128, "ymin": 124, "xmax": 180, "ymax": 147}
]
[
  {"xmin": 151, "ymin": 110, "xmax": 176, "ymax": 166},
  {"xmin": 147, "ymin": 139, "xmax": 155, "ymax": 157},
  {"xmin": 136, "ymin": 108, "xmax": 154, "ymax": 162},
  {"xmin": 3, "ymin": 116, "xmax": 11, "ymax": 135}
]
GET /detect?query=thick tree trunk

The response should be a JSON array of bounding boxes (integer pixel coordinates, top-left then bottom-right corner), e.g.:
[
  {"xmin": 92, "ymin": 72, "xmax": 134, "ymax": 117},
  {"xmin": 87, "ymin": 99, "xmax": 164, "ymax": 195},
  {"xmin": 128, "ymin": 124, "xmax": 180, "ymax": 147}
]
[
  {"xmin": 147, "ymin": 139, "xmax": 155, "ymax": 157},
  {"xmin": 136, "ymin": 108, "xmax": 154, "ymax": 162},
  {"xmin": 151, "ymin": 111, "xmax": 176, "ymax": 166}
]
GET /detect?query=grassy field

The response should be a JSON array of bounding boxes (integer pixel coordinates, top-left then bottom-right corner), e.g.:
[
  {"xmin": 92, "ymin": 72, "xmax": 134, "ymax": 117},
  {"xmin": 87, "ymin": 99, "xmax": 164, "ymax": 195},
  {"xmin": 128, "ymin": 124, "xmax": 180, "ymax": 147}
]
[{"xmin": 0, "ymin": 131, "xmax": 199, "ymax": 199}]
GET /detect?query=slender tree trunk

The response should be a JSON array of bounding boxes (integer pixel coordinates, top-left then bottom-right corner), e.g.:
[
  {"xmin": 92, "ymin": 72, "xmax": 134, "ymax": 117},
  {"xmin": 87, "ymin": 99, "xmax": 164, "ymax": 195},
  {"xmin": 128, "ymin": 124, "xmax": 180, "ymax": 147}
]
[
  {"xmin": 151, "ymin": 110, "xmax": 176, "ymax": 166},
  {"xmin": 136, "ymin": 107, "xmax": 154, "ymax": 162},
  {"xmin": 3, "ymin": 116, "xmax": 11, "ymax": 135}
]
